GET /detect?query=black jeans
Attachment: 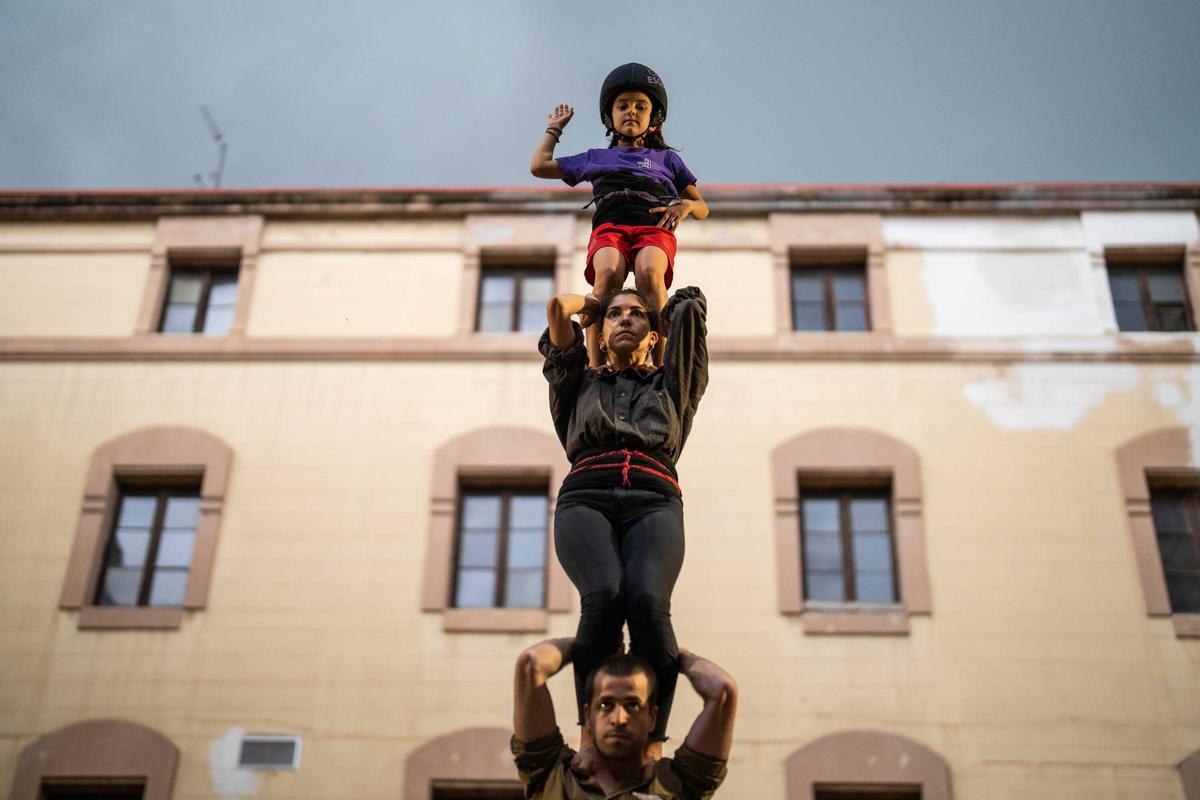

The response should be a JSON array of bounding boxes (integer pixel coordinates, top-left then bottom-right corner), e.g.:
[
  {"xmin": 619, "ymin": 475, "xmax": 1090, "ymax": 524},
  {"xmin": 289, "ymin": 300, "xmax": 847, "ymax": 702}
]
[{"xmin": 553, "ymin": 486, "xmax": 685, "ymax": 742}]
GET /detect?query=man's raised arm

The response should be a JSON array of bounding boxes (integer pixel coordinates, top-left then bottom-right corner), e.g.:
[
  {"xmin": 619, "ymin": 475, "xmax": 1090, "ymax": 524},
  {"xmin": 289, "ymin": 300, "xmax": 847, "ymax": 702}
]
[
  {"xmin": 513, "ymin": 637, "xmax": 574, "ymax": 742},
  {"xmin": 678, "ymin": 648, "xmax": 738, "ymax": 760}
]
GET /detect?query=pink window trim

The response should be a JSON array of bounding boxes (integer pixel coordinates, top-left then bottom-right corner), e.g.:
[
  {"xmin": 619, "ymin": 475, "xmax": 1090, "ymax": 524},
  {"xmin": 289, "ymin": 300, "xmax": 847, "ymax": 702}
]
[
  {"xmin": 59, "ymin": 426, "xmax": 233, "ymax": 630},
  {"xmin": 421, "ymin": 426, "xmax": 572, "ymax": 632},
  {"xmin": 11, "ymin": 719, "xmax": 179, "ymax": 800},
  {"xmin": 770, "ymin": 428, "xmax": 932, "ymax": 635},
  {"xmin": 1114, "ymin": 426, "xmax": 1200, "ymax": 638}
]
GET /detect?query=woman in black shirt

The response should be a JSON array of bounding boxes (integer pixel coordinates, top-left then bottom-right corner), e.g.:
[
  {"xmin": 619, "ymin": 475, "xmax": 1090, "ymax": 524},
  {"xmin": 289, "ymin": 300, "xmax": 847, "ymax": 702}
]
[{"xmin": 539, "ymin": 284, "xmax": 708, "ymax": 754}]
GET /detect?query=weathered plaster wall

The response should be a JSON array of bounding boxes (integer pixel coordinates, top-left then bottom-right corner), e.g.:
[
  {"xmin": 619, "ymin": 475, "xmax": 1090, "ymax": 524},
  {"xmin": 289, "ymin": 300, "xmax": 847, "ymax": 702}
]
[
  {"xmin": 2, "ymin": 358, "xmax": 1197, "ymax": 799},
  {"xmin": 882, "ymin": 217, "xmax": 1101, "ymax": 337}
]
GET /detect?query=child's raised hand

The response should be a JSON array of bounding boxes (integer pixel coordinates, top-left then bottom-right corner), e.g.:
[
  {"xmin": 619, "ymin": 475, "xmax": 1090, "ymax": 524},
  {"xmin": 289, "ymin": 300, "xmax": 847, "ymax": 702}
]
[{"xmin": 547, "ymin": 104, "xmax": 574, "ymax": 130}]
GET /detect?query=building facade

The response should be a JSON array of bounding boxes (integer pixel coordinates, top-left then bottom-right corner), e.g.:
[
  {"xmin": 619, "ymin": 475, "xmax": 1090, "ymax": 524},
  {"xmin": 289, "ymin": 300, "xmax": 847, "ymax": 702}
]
[{"xmin": 2, "ymin": 184, "xmax": 1199, "ymax": 799}]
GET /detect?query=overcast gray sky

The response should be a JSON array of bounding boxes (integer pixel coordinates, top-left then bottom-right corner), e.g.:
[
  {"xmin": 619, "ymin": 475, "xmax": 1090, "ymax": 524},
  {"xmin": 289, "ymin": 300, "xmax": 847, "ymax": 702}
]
[{"xmin": 2, "ymin": 0, "xmax": 1198, "ymax": 190}]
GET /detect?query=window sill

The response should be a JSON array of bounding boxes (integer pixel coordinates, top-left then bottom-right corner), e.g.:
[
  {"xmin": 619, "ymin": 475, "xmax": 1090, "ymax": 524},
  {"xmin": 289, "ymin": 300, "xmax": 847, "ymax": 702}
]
[
  {"xmin": 442, "ymin": 607, "xmax": 548, "ymax": 633},
  {"xmin": 77, "ymin": 606, "xmax": 184, "ymax": 630},
  {"xmin": 800, "ymin": 604, "xmax": 909, "ymax": 635},
  {"xmin": 1172, "ymin": 613, "xmax": 1200, "ymax": 638}
]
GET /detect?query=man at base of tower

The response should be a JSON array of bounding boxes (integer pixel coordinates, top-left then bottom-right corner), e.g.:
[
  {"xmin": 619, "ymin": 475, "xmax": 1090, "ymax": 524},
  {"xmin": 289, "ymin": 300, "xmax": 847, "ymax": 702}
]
[{"xmin": 512, "ymin": 638, "xmax": 737, "ymax": 798}]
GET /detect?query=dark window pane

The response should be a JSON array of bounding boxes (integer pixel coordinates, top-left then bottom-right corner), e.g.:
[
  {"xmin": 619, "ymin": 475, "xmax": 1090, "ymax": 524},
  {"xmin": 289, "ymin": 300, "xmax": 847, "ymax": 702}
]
[
  {"xmin": 41, "ymin": 782, "xmax": 146, "ymax": 800},
  {"xmin": 1166, "ymin": 574, "xmax": 1200, "ymax": 613},
  {"xmin": 1147, "ymin": 273, "xmax": 1184, "ymax": 302},
  {"xmin": 806, "ymin": 571, "xmax": 845, "ymax": 602},
  {"xmin": 853, "ymin": 531, "xmax": 893, "ymax": 571},
  {"xmin": 507, "ymin": 530, "xmax": 546, "ymax": 569},
  {"xmin": 148, "ymin": 568, "xmax": 188, "ymax": 606},
  {"xmin": 802, "ymin": 498, "xmax": 840, "ymax": 532},
  {"xmin": 479, "ymin": 274, "xmax": 517, "ymax": 331},
  {"xmin": 834, "ymin": 303, "xmax": 868, "ymax": 331},
  {"xmin": 1114, "ymin": 301, "xmax": 1148, "ymax": 331},
  {"xmin": 462, "ymin": 496, "xmax": 502, "ymax": 528},
  {"xmin": 850, "ymin": 499, "xmax": 889, "ymax": 532},
  {"xmin": 168, "ymin": 274, "xmax": 204, "ymax": 303},
  {"xmin": 791, "ymin": 274, "xmax": 823, "ymax": 302},
  {"xmin": 202, "ymin": 305, "xmax": 234, "ymax": 335},
  {"xmin": 458, "ymin": 531, "xmax": 499, "ymax": 568},
  {"xmin": 856, "ymin": 570, "xmax": 897, "ymax": 603},
  {"xmin": 155, "ymin": 532, "xmax": 195, "ymax": 568},
  {"xmin": 517, "ymin": 303, "xmax": 544, "ymax": 333},
  {"xmin": 455, "ymin": 568, "xmax": 496, "ymax": 607},
  {"xmin": 98, "ymin": 567, "xmax": 142, "ymax": 606},
  {"xmin": 161, "ymin": 303, "xmax": 198, "ymax": 333},
  {"xmin": 1151, "ymin": 496, "xmax": 1188, "ymax": 531},
  {"xmin": 1156, "ymin": 304, "xmax": 1189, "ymax": 332},
  {"xmin": 505, "ymin": 569, "xmax": 545, "ymax": 608},
  {"xmin": 804, "ymin": 531, "xmax": 843, "ymax": 571},
  {"xmin": 1157, "ymin": 534, "xmax": 1200, "ymax": 572},
  {"xmin": 793, "ymin": 302, "xmax": 827, "ymax": 331},
  {"xmin": 478, "ymin": 304, "xmax": 513, "ymax": 332},
  {"xmin": 521, "ymin": 274, "xmax": 554, "ymax": 308},
  {"xmin": 118, "ymin": 495, "xmax": 158, "ymax": 527},
  {"xmin": 208, "ymin": 274, "xmax": 239, "ymax": 306},
  {"xmin": 1108, "ymin": 272, "xmax": 1140, "ymax": 302},
  {"xmin": 109, "ymin": 528, "xmax": 151, "ymax": 567},
  {"xmin": 164, "ymin": 496, "xmax": 200, "ymax": 529},
  {"xmin": 833, "ymin": 274, "xmax": 864, "ymax": 302},
  {"xmin": 480, "ymin": 274, "xmax": 515, "ymax": 304},
  {"xmin": 509, "ymin": 495, "xmax": 548, "ymax": 528}
]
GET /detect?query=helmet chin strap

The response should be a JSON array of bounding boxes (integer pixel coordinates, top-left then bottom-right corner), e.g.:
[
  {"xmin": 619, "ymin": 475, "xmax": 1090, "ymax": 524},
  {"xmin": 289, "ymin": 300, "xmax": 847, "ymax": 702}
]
[{"xmin": 610, "ymin": 123, "xmax": 656, "ymax": 147}]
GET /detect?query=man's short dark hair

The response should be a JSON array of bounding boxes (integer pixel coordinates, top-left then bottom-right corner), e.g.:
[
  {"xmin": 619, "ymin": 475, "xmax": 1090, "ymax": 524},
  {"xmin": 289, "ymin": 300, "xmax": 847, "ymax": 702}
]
[{"xmin": 584, "ymin": 653, "xmax": 658, "ymax": 708}]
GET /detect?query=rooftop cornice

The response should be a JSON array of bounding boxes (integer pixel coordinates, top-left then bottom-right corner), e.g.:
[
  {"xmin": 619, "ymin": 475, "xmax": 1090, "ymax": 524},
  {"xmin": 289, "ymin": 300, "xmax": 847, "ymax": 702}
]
[{"xmin": 1, "ymin": 182, "xmax": 1198, "ymax": 220}]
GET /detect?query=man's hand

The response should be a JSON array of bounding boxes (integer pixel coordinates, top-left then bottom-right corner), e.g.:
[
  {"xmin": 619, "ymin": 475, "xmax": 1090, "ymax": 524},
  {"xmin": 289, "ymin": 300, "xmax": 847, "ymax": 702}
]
[
  {"xmin": 514, "ymin": 638, "xmax": 575, "ymax": 743},
  {"xmin": 547, "ymin": 104, "xmax": 574, "ymax": 130},
  {"xmin": 678, "ymin": 648, "xmax": 737, "ymax": 760}
]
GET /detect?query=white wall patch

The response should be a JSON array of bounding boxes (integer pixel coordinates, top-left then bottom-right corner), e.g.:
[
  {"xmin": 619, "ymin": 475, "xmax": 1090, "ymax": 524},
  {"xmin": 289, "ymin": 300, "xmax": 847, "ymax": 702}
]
[
  {"xmin": 964, "ymin": 364, "xmax": 1140, "ymax": 430},
  {"xmin": 1152, "ymin": 367, "xmax": 1200, "ymax": 465},
  {"xmin": 209, "ymin": 727, "xmax": 262, "ymax": 798}
]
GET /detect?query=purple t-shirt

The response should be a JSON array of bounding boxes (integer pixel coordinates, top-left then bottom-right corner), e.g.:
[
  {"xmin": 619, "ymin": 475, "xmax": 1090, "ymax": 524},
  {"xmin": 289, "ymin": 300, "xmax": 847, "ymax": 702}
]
[{"xmin": 557, "ymin": 147, "xmax": 698, "ymax": 198}]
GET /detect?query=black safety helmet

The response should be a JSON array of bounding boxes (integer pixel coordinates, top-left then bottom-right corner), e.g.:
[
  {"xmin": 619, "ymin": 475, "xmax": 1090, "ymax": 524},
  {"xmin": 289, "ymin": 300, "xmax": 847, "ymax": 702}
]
[{"xmin": 599, "ymin": 63, "xmax": 668, "ymax": 134}]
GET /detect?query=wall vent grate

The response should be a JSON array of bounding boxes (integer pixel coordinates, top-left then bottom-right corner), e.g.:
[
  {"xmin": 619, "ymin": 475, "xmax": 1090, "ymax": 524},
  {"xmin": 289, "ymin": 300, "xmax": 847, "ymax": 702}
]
[{"xmin": 238, "ymin": 735, "xmax": 301, "ymax": 770}]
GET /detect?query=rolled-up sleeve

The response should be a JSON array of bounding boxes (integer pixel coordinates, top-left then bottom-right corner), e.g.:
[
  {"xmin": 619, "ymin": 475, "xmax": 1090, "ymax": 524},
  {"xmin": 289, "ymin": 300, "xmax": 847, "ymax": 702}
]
[
  {"xmin": 662, "ymin": 287, "xmax": 709, "ymax": 446},
  {"xmin": 668, "ymin": 743, "xmax": 728, "ymax": 797},
  {"xmin": 510, "ymin": 729, "xmax": 571, "ymax": 793},
  {"xmin": 539, "ymin": 323, "xmax": 587, "ymax": 447}
]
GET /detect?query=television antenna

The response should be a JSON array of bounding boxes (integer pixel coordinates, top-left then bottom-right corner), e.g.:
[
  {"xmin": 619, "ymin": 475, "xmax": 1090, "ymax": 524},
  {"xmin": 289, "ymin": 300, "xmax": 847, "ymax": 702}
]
[{"xmin": 193, "ymin": 105, "xmax": 228, "ymax": 188}]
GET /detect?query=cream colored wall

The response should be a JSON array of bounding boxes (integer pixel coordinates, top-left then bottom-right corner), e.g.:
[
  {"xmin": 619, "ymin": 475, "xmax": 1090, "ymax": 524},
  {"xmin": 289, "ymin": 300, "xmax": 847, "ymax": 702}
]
[
  {"xmin": 247, "ymin": 251, "xmax": 463, "ymax": 337},
  {"xmin": 2, "ymin": 356, "xmax": 1198, "ymax": 799},
  {"xmin": 0, "ymin": 253, "xmax": 148, "ymax": 336}
]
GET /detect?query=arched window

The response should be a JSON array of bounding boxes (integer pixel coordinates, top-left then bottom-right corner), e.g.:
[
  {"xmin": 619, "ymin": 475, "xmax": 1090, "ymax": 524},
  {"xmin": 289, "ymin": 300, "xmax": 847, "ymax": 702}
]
[
  {"xmin": 403, "ymin": 727, "xmax": 523, "ymax": 799},
  {"xmin": 11, "ymin": 719, "xmax": 179, "ymax": 800},
  {"xmin": 770, "ymin": 428, "xmax": 932, "ymax": 634},
  {"xmin": 785, "ymin": 730, "xmax": 951, "ymax": 800},
  {"xmin": 1115, "ymin": 427, "xmax": 1200, "ymax": 637},
  {"xmin": 59, "ymin": 426, "xmax": 233, "ymax": 629},
  {"xmin": 421, "ymin": 426, "xmax": 572, "ymax": 632}
]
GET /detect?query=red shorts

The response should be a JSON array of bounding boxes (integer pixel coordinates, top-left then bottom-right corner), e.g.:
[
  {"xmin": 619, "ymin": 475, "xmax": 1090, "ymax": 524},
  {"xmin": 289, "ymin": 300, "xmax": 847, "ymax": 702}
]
[{"xmin": 585, "ymin": 223, "xmax": 677, "ymax": 289}]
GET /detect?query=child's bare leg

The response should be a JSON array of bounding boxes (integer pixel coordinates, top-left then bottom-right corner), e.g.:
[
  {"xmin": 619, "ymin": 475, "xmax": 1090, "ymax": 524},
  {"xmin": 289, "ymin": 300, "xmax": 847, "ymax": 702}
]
[
  {"xmin": 633, "ymin": 247, "xmax": 669, "ymax": 366},
  {"xmin": 587, "ymin": 247, "xmax": 627, "ymax": 369}
]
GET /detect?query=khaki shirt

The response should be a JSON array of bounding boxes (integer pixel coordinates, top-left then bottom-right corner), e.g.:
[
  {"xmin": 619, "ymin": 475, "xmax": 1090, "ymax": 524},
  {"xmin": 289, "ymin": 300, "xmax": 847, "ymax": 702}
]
[{"xmin": 511, "ymin": 729, "xmax": 727, "ymax": 800}]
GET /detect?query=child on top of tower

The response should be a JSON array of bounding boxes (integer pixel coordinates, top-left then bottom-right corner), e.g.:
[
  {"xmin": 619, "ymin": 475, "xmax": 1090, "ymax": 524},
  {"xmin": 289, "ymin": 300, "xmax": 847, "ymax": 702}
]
[{"xmin": 530, "ymin": 62, "xmax": 708, "ymax": 367}]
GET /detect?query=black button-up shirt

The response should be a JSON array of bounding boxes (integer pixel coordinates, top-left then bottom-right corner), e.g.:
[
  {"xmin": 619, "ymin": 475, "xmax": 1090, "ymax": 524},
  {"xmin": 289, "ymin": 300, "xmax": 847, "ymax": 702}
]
[{"xmin": 539, "ymin": 287, "xmax": 709, "ymax": 488}]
